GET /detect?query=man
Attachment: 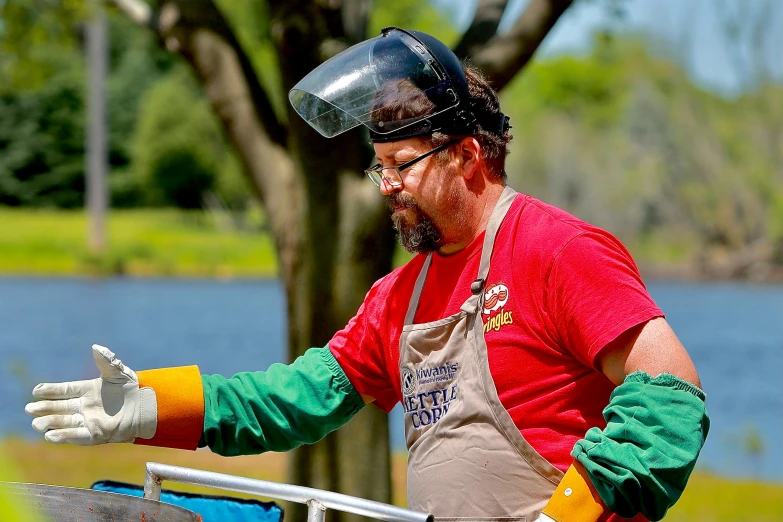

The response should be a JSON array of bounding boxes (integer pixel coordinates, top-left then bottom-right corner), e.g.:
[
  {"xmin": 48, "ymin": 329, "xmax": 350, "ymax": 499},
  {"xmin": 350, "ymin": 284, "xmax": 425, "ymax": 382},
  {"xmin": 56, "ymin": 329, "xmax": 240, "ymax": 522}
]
[{"xmin": 26, "ymin": 28, "xmax": 708, "ymax": 522}]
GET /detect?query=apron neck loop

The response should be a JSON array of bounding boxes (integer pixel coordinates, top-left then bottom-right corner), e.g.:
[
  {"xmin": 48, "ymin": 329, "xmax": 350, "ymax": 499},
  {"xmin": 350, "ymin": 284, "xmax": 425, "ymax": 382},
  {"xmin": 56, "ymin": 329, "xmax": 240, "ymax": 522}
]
[{"xmin": 475, "ymin": 185, "xmax": 517, "ymax": 285}]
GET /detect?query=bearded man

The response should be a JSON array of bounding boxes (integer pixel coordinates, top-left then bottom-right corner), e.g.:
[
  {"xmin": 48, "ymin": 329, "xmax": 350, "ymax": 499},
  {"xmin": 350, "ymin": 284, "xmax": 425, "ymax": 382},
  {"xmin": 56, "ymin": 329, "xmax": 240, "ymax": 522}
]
[{"xmin": 26, "ymin": 28, "xmax": 709, "ymax": 522}]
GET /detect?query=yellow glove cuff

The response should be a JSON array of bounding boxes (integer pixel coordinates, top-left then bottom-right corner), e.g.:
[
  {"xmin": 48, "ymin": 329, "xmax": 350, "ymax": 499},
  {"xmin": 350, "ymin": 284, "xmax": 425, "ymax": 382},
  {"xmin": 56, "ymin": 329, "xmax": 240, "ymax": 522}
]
[
  {"xmin": 135, "ymin": 366, "xmax": 204, "ymax": 450},
  {"xmin": 540, "ymin": 461, "xmax": 608, "ymax": 522}
]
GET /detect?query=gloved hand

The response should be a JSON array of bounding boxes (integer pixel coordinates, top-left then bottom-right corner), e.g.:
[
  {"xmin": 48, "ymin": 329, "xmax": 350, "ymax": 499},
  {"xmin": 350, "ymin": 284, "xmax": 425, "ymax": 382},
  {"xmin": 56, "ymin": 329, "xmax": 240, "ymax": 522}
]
[
  {"xmin": 533, "ymin": 515, "xmax": 556, "ymax": 522},
  {"xmin": 25, "ymin": 345, "xmax": 157, "ymax": 445}
]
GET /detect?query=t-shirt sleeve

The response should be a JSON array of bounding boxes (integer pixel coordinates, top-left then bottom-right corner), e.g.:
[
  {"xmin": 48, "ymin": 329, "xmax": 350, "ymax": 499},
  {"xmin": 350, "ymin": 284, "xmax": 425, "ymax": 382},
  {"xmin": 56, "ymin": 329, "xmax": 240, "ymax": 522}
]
[
  {"xmin": 546, "ymin": 231, "xmax": 664, "ymax": 369},
  {"xmin": 328, "ymin": 280, "xmax": 399, "ymax": 413}
]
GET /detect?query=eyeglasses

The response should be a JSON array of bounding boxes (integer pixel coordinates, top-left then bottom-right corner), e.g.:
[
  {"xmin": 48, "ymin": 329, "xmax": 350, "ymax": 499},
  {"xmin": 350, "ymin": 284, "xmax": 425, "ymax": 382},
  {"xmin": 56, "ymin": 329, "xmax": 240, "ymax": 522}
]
[{"xmin": 365, "ymin": 140, "xmax": 459, "ymax": 188}]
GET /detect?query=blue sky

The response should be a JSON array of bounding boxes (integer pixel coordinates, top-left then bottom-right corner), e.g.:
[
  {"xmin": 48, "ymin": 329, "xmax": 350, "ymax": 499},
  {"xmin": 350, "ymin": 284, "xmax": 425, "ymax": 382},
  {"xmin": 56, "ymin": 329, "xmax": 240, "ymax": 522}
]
[{"xmin": 433, "ymin": 0, "xmax": 783, "ymax": 96}]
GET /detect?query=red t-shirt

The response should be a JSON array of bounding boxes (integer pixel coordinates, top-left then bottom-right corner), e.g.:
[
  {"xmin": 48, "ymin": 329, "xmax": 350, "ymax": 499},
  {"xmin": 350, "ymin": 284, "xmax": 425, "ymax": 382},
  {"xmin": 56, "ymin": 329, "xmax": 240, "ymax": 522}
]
[{"xmin": 330, "ymin": 193, "xmax": 663, "ymax": 473}]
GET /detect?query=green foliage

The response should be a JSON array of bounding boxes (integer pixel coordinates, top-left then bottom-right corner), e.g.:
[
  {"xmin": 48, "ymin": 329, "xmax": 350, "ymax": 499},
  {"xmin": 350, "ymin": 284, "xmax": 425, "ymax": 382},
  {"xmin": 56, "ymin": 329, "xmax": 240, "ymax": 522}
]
[
  {"xmin": 0, "ymin": 10, "xmax": 180, "ymax": 208},
  {"xmin": 148, "ymin": 149, "xmax": 215, "ymax": 209},
  {"xmin": 0, "ymin": 3, "xmax": 252, "ymax": 211},
  {"xmin": 132, "ymin": 68, "xmax": 223, "ymax": 208},
  {"xmin": 106, "ymin": 14, "xmax": 178, "ymax": 169},
  {"xmin": 502, "ymin": 37, "xmax": 783, "ymax": 275},
  {"xmin": 513, "ymin": 55, "xmax": 626, "ymax": 126},
  {"xmin": 369, "ymin": 0, "xmax": 460, "ymax": 46},
  {"xmin": 0, "ymin": 60, "xmax": 86, "ymax": 207},
  {"xmin": 0, "ymin": 0, "xmax": 89, "ymax": 90}
]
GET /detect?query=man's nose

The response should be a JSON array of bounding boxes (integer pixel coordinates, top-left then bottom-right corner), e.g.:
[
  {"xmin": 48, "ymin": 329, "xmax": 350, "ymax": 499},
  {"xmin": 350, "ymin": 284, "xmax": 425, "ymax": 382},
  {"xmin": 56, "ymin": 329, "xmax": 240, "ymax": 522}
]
[{"xmin": 379, "ymin": 178, "xmax": 402, "ymax": 196}]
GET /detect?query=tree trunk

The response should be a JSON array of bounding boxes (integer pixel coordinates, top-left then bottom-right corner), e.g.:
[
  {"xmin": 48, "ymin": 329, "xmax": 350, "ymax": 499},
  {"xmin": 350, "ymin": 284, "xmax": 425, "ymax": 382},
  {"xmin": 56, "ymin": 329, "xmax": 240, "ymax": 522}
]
[{"xmin": 119, "ymin": 2, "xmax": 397, "ymax": 520}]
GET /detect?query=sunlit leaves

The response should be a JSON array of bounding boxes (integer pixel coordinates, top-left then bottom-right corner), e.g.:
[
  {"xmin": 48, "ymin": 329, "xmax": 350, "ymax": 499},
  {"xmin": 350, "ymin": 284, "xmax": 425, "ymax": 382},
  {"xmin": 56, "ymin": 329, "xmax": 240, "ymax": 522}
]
[
  {"xmin": 501, "ymin": 37, "xmax": 783, "ymax": 269},
  {"xmin": 369, "ymin": 0, "xmax": 459, "ymax": 46},
  {"xmin": 0, "ymin": 0, "xmax": 92, "ymax": 90}
]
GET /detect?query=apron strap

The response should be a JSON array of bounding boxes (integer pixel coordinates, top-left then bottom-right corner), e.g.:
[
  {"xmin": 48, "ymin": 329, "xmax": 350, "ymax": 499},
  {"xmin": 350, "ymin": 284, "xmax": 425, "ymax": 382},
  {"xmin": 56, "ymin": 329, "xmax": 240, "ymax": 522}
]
[
  {"xmin": 404, "ymin": 254, "xmax": 433, "ymax": 325},
  {"xmin": 477, "ymin": 185, "xmax": 517, "ymax": 286}
]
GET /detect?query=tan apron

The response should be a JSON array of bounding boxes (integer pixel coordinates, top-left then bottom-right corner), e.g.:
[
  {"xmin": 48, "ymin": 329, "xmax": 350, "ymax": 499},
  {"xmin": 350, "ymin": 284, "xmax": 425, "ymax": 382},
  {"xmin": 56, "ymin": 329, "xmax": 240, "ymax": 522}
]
[{"xmin": 399, "ymin": 186, "xmax": 564, "ymax": 521}]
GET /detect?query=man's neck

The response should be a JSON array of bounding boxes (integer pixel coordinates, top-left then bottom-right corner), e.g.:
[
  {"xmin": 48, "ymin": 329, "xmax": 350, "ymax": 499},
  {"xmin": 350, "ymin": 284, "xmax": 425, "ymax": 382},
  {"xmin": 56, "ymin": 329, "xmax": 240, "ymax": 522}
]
[{"xmin": 436, "ymin": 182, "xmax": 506, "ymax": 256}]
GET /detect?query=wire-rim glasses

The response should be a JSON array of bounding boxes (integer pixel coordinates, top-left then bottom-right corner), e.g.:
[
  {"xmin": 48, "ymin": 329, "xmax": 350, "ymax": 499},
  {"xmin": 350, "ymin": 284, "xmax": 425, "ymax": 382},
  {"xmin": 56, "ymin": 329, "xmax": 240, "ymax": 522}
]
[{"xmin": 365, "ymin": 140, "xmax": 459, "ymax": 188}]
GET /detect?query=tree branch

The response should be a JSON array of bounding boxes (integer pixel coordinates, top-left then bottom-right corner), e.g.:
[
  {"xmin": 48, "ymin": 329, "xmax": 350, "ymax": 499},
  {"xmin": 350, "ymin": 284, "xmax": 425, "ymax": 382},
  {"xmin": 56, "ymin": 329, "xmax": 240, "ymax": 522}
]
[
  {"xmin": 106, "ymin": 0, "xmax": 153, "ymax": 27},
  {"xmin": 108, "ymin": 0, "xmax": 302, "ymax": 274},
  {"xmin": 220, "ymin": 27, "xmax": 289, "ymax": 148},
  {"xmin": 470, "ymin": 0, "xmax": 573, "ymax": 91},
  {"xmin": 108, "ymin": 0, "xmax": 288, "ymax": 148},
  {"xmin": 453, "ymin": 0, "xmax": 510, "ymax": 59}
]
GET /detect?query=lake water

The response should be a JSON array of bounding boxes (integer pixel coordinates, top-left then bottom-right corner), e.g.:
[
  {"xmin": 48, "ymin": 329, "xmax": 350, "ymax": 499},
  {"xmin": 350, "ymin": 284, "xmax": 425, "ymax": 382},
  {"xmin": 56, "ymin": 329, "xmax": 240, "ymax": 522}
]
[{"xmin": 0, "ymin": 277, "xmax": 780, "ymax": 481}]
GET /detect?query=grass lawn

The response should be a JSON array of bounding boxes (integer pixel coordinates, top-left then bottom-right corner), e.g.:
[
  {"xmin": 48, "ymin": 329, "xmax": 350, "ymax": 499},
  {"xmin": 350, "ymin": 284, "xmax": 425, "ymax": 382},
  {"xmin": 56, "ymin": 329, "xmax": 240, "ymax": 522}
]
[
  {"xmin": 665, "ymin": 472, "xmax": 783, "ymax": 521},
  {"xmin": 1, "ymin": 439, "xmax": 780, "ymax": 521},
  {"xmin": 0, "ymin": 208, "xmax": 278, "ymax": 277}
]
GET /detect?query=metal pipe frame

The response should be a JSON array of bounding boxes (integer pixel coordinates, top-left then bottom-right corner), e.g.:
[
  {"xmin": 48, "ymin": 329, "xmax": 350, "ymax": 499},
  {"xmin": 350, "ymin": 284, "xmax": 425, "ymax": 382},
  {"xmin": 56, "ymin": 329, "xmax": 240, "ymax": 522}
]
[{"xmin": 143, "ymin": 462, "xmax": 432, "ymax": 522}]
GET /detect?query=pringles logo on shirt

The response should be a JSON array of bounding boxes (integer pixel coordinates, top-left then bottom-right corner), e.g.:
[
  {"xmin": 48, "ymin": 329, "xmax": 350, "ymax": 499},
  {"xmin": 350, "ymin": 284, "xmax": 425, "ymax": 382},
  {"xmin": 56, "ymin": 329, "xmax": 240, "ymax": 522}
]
[{"xmin": 482, "ymin": 281, "xmax": 513, "ymax": 333}]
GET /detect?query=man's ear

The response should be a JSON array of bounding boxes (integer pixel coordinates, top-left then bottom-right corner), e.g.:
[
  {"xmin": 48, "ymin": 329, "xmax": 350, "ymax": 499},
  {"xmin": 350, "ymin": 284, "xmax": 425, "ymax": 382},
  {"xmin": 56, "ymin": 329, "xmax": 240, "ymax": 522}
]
[{"xmin": 458, "ymin": 137, "xmax": 481, "ymax": 180}]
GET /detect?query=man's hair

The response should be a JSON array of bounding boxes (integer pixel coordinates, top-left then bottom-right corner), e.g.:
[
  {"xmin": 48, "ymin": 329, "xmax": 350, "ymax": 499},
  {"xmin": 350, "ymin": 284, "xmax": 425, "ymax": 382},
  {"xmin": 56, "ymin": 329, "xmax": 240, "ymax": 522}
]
[{"xmin": 370, "ymin": 63, "xmax": 512, "ymax": 180}]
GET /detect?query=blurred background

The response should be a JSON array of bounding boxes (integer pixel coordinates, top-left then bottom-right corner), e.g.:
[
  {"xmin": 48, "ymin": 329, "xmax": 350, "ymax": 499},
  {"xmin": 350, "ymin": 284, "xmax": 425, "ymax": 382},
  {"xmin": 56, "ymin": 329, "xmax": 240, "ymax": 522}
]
[{"xmin": 0, "ymin": 0, "xmax": 781, "ymax": 521}]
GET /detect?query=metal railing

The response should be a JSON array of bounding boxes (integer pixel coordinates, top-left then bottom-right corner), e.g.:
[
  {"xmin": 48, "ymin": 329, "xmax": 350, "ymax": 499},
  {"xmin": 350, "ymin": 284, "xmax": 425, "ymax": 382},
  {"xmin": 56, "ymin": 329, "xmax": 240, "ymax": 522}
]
[{"xmin": 143, "ymin": 462, "xmax": 433, "ymax": 522}]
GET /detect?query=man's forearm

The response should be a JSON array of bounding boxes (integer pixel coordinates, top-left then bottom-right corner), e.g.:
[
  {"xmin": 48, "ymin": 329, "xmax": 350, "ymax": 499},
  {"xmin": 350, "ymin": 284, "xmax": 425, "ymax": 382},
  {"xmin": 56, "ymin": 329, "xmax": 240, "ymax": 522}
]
[
  {"xmin": 137, "ymin": 347, "xmax": 365, "ymax": 455},
  {"xmin": 540, "ymin": 371, "xmax": 709, "ymax": 522}
]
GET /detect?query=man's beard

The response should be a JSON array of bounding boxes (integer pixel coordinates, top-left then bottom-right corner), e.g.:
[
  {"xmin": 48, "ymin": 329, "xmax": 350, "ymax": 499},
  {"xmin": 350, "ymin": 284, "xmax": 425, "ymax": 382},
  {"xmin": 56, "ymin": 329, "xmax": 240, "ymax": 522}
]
[{"xmin": 388, "ymin": 193, "xmax": 442, "ymax": 254}]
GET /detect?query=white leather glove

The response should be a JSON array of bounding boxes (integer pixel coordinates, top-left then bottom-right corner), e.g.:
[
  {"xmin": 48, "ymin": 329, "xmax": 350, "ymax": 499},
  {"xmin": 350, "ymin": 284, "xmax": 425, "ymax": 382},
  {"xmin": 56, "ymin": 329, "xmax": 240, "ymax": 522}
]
[
  {"xmin": 533, "ymin": 515, "xmax": 556, "ymax": 522},
  {"xmin": 25, "ymin": 345, "xmax": 157, "ymax": 445}
]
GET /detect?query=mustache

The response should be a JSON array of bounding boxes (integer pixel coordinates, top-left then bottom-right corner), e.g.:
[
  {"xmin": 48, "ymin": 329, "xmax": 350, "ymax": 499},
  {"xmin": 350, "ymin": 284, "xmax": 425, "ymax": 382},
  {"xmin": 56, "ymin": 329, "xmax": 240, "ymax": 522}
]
[{"xmin": 387, "ymin": 193, "xmax": 417, "ymax": 212}]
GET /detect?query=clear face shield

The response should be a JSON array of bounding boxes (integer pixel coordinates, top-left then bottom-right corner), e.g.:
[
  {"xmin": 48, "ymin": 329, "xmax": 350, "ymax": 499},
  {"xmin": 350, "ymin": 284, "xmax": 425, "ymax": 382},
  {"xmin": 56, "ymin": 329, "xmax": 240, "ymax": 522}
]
[{"xmin": 288, "ymin": 29, "xmax": 461, "ymax": 140}]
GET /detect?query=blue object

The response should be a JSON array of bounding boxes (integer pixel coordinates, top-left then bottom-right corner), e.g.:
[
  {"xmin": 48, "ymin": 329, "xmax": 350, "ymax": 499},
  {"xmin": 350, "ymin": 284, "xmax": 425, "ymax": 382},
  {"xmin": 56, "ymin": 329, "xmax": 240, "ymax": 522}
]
[{"xmin": 91, "ymin": 480, "xmax": 284, "ymax": 522}]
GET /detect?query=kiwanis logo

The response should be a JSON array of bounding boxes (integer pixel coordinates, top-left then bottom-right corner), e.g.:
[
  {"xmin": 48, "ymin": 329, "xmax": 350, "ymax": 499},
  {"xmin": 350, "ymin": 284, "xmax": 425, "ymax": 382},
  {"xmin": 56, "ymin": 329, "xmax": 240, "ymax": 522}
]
[
  {"xmin": 401, "ymin": 367, "xmax": 417, "ymax": 395},
  {"xmin": 482, "ymin": 281, "xmax": 514, "ymax": 333},
  {"xmin": 402, "ymin": 362, "xmax": 460, "ymax": 429}
]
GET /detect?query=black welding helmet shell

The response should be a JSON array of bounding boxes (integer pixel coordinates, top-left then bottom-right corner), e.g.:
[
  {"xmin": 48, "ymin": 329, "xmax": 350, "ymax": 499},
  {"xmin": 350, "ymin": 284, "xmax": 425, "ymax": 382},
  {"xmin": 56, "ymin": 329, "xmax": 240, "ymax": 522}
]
[{"xmin": 288, "ymin": 27, "xmax": 475, "ymax": 142}]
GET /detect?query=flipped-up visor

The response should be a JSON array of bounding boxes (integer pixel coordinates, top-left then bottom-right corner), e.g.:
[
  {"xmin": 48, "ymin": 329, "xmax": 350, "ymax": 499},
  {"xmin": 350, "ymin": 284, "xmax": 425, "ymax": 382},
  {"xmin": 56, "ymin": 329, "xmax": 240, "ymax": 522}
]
[{"xmin": 289, "ymin": 30, "xmax": 459, "ymax": 139}]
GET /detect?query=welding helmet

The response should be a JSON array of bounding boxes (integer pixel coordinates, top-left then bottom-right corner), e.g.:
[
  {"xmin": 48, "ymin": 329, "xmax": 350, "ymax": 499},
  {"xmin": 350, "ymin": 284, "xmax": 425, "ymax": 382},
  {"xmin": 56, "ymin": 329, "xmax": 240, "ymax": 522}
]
[{"xmin": 289, "ymin": 27, "xmax": 508, "ymax": 142}]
